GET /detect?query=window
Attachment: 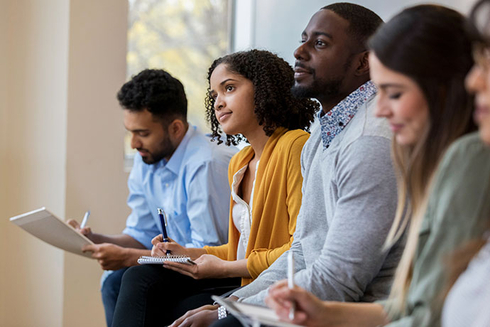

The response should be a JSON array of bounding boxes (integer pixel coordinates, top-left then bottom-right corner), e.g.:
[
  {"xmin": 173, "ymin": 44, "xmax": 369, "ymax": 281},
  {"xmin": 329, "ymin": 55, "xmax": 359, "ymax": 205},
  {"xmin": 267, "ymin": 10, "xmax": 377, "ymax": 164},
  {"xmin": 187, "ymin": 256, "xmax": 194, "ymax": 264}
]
[{"xmin": 125, "ymin": 0, "xmax": 231, "ymax": 168}]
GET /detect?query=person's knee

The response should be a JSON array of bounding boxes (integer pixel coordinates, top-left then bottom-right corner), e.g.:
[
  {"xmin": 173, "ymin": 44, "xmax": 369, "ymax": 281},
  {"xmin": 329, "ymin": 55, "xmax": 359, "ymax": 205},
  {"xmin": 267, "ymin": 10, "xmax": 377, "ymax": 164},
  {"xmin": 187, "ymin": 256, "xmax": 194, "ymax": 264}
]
[
  {"xmin": 121, "ymin": 264, "xmax": 161, "ymax": 285},
  {"xmin": 102, "ymin": 268, "xmax": 127, "ymax": 298},
  {"xmin": 101, "ymin": 269, "xmax": 129, "ymax": 327}
]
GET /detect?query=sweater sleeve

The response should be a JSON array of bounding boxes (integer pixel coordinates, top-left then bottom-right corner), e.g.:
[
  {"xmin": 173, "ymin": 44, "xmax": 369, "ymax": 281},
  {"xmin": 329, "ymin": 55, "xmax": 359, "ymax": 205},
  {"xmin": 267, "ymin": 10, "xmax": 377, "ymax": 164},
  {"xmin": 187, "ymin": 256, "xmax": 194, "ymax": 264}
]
[
  {"xmin": 245, "ymin": 134, "xmax": 306, "ymax": 278},
  {"xmin": 237, "ymin": 135, "xmax": 397, "ymax": 305},
  {"xmin": 293, "ymin": 136, "xmax": 397, "ymax": 302},
  {"xmin": 233, "ymin": 236, "xmax": 306, "ymax": 301},
  {"xmin": 204, "ymin": 243, "xmax": 231, "ymax": 260}
]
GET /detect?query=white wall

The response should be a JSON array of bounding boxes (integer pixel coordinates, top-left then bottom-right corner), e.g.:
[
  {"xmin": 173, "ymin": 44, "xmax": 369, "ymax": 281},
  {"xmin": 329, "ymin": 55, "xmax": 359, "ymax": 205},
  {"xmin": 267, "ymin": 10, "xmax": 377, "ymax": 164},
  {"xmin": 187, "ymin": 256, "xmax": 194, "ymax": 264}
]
[
  {"xmin": 233, "ymin": 0, "xmax": 479, "ymax": 64},
  {"xmin": 0, "ymin": 1, "xmax": 129, "ymax": 326}
]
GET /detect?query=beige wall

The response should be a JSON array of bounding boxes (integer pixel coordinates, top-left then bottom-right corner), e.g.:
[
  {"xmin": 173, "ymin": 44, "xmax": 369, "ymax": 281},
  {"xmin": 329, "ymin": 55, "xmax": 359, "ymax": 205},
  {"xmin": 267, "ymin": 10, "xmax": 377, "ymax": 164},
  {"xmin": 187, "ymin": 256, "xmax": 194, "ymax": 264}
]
[
  {"xmin": 0, "ymin": 0, "xmax": 8, "ymax": 324},
  {"xmin": 1, "ymin": 1, "xmax": 69, "ymax": 326},
  {"xmin": 0, "ymin": 1, "xmax": 129, "ymax": 326},
  {"xmin": 62, "ymin": 1, "xmax": 129, "ymax": 326}
]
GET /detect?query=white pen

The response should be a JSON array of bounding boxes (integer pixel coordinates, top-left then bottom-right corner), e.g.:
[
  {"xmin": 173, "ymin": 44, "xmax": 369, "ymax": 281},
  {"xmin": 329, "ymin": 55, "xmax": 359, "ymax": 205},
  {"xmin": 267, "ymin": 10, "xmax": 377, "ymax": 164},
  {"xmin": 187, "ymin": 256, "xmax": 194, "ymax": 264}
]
[
  {"xmin": 288, "ymin": 250, "xmax": 295, "ymax": 320},
  {"xmin": 80, "ymin": 210, "xmax": 91, "ymax": 229}
]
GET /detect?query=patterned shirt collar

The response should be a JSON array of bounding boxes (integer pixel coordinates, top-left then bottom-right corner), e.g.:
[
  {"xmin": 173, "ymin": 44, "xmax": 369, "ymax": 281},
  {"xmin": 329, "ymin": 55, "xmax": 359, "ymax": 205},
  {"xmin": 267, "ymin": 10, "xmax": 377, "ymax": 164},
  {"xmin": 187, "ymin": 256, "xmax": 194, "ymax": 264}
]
[{"xmin": 319, "ymin": 80, "xmax": 377, "ymax": 150}]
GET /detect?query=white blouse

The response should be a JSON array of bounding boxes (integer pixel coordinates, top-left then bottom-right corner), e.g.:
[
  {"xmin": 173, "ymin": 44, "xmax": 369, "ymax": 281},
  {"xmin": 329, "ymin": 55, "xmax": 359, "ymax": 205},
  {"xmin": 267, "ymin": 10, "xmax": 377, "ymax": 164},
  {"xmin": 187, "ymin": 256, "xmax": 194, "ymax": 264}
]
[
  {"xmin": 442, "ymin": 237, "xmax": 490, "ymax": 327},
  {"xmin": 230, "ymin": 161, "xmax": 259, "ymax": 260}
]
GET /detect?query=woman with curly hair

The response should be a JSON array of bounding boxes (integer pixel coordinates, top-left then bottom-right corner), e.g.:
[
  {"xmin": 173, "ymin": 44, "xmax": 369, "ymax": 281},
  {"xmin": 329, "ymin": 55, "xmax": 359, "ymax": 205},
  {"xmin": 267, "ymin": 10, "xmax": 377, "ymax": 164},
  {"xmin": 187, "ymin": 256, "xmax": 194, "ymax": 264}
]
[{"xmin": 111, "ymin": 49, "xmax": 319, "ymax": 327}]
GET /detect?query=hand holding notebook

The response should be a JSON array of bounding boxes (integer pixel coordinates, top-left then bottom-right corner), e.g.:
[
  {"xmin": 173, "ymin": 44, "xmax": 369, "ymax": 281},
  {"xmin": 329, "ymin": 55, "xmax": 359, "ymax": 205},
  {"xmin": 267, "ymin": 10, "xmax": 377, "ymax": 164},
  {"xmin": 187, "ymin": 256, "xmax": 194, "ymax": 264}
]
[{"xmin": 10, "ymin": 207, "xmax": 95, "ymax": 258}]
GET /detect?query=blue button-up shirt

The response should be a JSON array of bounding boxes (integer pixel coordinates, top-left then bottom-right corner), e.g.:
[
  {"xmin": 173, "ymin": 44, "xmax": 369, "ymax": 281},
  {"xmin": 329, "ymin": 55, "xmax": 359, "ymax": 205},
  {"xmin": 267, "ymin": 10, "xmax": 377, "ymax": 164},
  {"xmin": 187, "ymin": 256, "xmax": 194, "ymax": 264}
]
[{"xmin": 122, "ymin": 125, "xmax": 237, "ymax": 248}]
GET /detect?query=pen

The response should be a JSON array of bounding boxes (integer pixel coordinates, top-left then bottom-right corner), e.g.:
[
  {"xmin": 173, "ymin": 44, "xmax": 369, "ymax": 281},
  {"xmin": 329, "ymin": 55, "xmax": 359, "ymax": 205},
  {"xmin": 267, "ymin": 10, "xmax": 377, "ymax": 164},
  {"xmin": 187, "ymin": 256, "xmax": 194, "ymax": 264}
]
[
  {"xmin": 157, "ymin": 208, "xmax": 170, "ymax": 255},
  {"xmin": 288, "ymin": 250, "xmax": 295, "ymax": 321},
  {"xmin": 80, "ymin": 210, "xmax": 90, "ymax": 229}
]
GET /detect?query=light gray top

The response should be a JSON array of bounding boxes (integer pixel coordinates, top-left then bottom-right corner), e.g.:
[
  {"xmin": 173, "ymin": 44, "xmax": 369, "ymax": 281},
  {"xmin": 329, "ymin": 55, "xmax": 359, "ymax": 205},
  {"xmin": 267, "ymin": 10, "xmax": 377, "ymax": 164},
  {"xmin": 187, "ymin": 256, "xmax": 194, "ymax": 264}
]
[{"xmin": 233, "ymin": 94, "xmax": 403, "ymax": 305}]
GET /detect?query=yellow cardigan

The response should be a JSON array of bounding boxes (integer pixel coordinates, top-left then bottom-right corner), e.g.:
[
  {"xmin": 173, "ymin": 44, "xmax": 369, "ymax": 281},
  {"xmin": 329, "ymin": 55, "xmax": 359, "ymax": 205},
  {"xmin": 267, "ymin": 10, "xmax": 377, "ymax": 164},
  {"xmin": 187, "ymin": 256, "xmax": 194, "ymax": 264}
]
[{"xmin": 204, "ymin": 127, "xmax": 308, "ymax": 285}]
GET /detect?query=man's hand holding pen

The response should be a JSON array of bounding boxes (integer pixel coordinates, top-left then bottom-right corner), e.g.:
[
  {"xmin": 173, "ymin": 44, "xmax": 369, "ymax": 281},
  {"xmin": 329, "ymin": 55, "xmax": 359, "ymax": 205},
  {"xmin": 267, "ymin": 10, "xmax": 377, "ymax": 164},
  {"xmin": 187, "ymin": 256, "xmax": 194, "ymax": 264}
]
[
  {"xmin": 67, "ymin": 218, "xmax": 94, "ymax": 241},
  {"xmin": 69, "ymin": 211, "xmax": 150, "ymax": 270}
]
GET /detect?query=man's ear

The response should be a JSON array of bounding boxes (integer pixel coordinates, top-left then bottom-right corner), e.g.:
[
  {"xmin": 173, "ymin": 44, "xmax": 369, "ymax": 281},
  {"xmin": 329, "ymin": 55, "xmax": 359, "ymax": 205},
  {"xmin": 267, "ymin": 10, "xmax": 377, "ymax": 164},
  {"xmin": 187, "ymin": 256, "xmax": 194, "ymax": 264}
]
[
  {"xmin": 168, "ymin": 118, "xmax": 187, "ymax": 141},
  {"xmin": 355, "ymin": 51, "xmax": 370, "ymax": 77}
]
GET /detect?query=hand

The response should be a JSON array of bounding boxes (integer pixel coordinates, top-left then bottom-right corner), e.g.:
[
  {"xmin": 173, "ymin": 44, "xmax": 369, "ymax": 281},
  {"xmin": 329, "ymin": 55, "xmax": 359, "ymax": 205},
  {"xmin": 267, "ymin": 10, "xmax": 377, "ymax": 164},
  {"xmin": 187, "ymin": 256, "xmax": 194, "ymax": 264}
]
[
  {"xmin": 163, "ymin": 254, "xmax": 228, "ymax": 279},
  {"xmin": 67, "ymin": 219, "xmax": 94, "ymax": 241},
  {"xmin": 151, "ymin": 235, "xmax": 188, "ymax": 257},
  {"xmin": 82, "ymin": 243, "xmax": 129, "ymax": 270},
  {"xmin": 265, "ymin": 280, "xmax": 330, "ymax": 327},
  {"xmin": 169, "ymin": 304, "xmax": 218, "ymax": 327}
]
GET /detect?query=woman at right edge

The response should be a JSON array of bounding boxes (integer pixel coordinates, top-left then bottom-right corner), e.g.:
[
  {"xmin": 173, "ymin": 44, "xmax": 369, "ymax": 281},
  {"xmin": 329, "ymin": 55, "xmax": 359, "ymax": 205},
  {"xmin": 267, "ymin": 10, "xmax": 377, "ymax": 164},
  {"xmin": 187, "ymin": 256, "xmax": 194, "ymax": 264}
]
[{"xmin": 442, "ymin": 0, "xmax": 490, "ymax": 326}]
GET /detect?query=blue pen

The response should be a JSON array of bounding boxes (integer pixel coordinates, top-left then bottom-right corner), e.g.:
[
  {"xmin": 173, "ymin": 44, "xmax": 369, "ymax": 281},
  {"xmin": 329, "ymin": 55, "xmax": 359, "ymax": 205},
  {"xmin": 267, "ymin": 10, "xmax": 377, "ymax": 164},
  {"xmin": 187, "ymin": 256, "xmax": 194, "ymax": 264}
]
[{"xmin": 157, "ymin": 208, "xmax": 170, "ymax": 255}]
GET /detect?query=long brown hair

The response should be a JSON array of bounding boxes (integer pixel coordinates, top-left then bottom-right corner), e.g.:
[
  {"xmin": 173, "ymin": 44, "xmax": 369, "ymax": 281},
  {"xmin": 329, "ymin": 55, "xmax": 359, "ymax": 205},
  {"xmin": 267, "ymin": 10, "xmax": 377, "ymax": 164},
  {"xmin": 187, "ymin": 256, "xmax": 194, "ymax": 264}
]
[{"xmin": 368, "ymin": 5, "xmax": 476, "ymax": 315}]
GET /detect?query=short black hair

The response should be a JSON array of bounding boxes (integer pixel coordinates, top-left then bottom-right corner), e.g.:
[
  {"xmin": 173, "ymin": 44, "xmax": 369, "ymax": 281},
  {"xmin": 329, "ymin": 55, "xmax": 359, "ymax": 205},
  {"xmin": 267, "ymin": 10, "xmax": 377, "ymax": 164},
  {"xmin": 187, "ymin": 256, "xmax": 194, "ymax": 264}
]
[
  {"xmin": 117, "ymin": 69, "xmax": 187, "ymax": 123},
  {"xmin": 322, "ymin": 2, "xmax": 383, "ymax": 50},
  {"xmin": 205, "ymin": 49, "xmax": 319, "ymax": 145}
]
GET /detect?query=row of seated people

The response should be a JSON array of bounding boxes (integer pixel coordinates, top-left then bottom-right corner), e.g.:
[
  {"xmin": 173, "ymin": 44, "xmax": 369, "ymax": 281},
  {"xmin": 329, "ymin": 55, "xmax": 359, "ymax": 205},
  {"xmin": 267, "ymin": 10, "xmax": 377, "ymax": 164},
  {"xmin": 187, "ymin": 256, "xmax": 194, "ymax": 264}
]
[{"xmin": 70, "ymin": 2, "xmax": 490, "ymax": 327}]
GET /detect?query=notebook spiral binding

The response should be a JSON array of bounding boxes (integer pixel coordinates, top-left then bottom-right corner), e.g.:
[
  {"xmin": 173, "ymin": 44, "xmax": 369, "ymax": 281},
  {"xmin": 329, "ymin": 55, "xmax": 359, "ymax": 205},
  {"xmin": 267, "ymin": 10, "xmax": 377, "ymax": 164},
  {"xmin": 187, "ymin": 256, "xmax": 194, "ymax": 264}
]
[{"xmin": 137, "ymin": 255, "xmax": 195, "ymax": 265}]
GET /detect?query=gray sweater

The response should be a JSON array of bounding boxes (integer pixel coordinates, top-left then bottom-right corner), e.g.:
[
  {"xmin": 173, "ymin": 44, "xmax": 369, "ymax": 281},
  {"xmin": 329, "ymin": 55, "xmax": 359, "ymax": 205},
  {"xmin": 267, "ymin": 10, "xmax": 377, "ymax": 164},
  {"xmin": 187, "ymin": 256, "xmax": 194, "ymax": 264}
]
[{"xmin": 234, "ymin": 95, "xmax": 404, "ymax": 305}]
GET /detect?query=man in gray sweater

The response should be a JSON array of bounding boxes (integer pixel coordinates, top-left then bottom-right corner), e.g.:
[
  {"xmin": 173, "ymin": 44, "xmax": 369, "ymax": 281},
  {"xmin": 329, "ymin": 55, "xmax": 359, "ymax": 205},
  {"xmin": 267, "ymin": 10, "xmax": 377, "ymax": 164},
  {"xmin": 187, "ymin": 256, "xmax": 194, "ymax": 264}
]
[{"xmin": 173, "ymin": 3, "xmax": 404, "ymax": 326}]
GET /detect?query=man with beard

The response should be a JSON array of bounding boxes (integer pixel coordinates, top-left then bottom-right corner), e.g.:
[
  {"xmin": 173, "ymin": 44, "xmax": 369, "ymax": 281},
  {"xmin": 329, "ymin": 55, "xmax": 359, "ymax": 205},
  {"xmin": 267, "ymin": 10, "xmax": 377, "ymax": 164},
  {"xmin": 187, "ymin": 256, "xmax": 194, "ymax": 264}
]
[
  {"xmin": 170, "ymin": 3, "xmax": 404, "ymax": 326},
  {"xmin": 69, "ymin": 69, "xmax": 236, "ymax": 327}
]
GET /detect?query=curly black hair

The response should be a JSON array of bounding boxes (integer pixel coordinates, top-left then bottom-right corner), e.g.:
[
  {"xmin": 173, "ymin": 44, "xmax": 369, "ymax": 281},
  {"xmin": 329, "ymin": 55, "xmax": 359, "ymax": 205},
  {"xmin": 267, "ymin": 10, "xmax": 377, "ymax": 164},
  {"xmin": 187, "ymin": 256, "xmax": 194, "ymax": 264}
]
[
  {"xmin": 205, "ymin": 49, "xmax": 319, "ymax": 145},
  {"xmin": 117, "ymin": 69, "xmax": 187, "ymax": 124}
]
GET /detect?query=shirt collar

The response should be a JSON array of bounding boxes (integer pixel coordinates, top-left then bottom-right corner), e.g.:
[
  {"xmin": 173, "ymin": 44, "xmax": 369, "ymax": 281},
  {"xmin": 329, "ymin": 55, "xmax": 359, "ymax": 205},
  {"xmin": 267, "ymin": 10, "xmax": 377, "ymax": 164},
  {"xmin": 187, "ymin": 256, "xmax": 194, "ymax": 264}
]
[
  {"xmin": 319, "ymin": 80, "xmax": 377, "ymax": 150},
  {"xmin": 152, "ymin": 125, "xmax": 196, "ymax": 174}
]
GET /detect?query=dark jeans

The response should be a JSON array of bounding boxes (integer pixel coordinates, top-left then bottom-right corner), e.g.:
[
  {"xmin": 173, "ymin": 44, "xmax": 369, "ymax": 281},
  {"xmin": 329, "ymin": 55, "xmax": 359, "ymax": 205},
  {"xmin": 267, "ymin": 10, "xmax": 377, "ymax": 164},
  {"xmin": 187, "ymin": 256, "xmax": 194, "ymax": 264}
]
[
  {"xmin": 101, "ymin": 267, "xmax": 129, "ymax": 327},
  {"xmin": 111, "ymin": 265, "xmax": 241, "ymax": 327}
]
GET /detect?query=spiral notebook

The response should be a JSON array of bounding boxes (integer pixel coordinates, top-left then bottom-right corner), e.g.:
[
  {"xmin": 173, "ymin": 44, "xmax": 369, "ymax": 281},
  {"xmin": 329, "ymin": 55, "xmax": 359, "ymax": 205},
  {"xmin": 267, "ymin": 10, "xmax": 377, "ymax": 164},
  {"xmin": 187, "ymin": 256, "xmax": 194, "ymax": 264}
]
[
  {"xmin": 137, "ymin": 255, "xmax": 195, "ymax": 265},
  {"xmin": 211, "ymin": 296, "xmax": 304, "ymax": 327}
]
